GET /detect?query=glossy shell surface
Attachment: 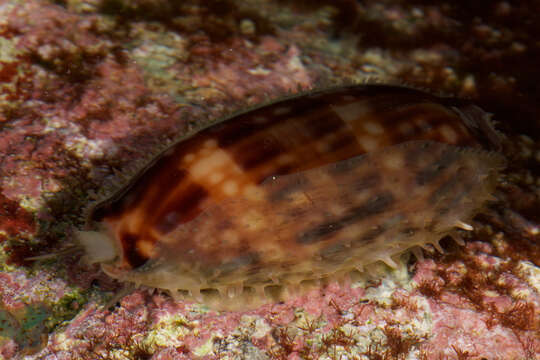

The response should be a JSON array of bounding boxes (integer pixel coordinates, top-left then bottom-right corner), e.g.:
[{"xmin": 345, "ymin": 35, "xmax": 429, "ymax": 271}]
[{"xmin": 79, "ymin": 84, "xmax": 505, "ymax": 309}]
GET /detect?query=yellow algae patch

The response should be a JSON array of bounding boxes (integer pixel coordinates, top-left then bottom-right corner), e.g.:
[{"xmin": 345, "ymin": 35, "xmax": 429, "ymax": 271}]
[{"xmin": 141, "ymin": 314, "xmax": 193, "ymax": 352}]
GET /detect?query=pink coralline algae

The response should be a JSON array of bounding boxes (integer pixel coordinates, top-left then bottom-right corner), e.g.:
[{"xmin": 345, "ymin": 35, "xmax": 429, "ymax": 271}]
[{"xmin": 0, "ymin": 0, "xmax": 538, "ymax": 359}]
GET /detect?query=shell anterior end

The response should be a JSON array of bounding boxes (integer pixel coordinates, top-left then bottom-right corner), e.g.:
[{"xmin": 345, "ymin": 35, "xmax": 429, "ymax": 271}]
[{"xmin": 76, "ymin": 230, "xmax": 118, "ymax": 264}]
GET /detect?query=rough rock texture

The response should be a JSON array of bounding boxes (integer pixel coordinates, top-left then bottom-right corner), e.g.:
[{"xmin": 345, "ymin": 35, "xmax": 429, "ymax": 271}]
[{"xmin": 0, "ymin": 0, "xmax": 538, "ymax": 359}]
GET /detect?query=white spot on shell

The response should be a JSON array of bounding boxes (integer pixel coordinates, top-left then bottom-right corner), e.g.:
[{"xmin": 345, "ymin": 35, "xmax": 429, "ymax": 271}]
[
  {"xmin": 208, "ymin": 172, "xmax": 224, "ymax": 184},
  {"xmin": 359, "ymin": 136, "xmax": 378, "ymax": 151},
  {"xmin": 204, "ymin": 139, "xmax": 218, "ymax": 148},
  {"xmin": 287, "ymin": 191, "xmax": 312, "ymax": 206},
  {"xmin": 341, "ymin": 223, "xmax": 364, "ymax": 239},
  {"xmin": 222, "ymin": 180, "xmax": 239, "ymax": 196},
  {"xmin": 354, "ymin": 191, "xmax": 371, "ymax": 203},
  {"xmin": 439, "ymin": 125, "xmax": 458, "ymax": 143},
  {"xmin": 315, "ymin": 133, "xmax": 338, "ymax": 153},
  {"xmin": 316, "ymin": 141, "xmax": 330, "ymax": 153},
  {"xmin": 183, "ymin": 153, "xmax": 195, "ymax": 163},
  {"xmin": 241, "ymin": 209, "xmax": 265, "ymax": 230},
  {"xmin": 190, "ymin": 149, "xmax": 240, "ymax": 180},
  {"xmin": 137, "ymin": 239, "xmax": 156, "ymax": 258},
  {"xmin": 329, "ymin": 204, "xmax": 346, "ymax": 216},
  {"xmin": 383, "ymin": 152, "xmax": 404, "ymax": 170},
  {"xmin": 331, "ymin": 101, "xmax": 370, "ymax": 122},
  {"xmin": 362, "ymin": 121, "xmax": 384, "ymax": 135}
]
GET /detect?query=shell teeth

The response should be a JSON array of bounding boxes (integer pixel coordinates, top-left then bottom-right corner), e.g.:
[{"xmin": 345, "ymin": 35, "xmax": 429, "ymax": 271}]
[
  {"xmin": 420, "ymin": 243, "xmax": 434, "ymax": 252},
  {"xmin": 455, "ymin": 220, "xmax": 474, "ymax": 231},
  {"xmin": 477, "ymin": 173, "xmax": 489, "ymax": 181},
  {"xmin": 190, "ymin": 288, "xmax": 203, "ymax": 302},
  {"xmin": 226, "ymin": 283, "xmax": 244, "ymax": 298},
  {"xmin": 451, "ymin": 234, "xmax": 466, "ymax": 246},
  {"xmin": 380, "ymin": 256, "xmax": 399, "ymax": 269},
  {"xmin": 253, "ymin": 285, "xmax": 266, "ymax": 297},
  {"xmin": 411, "ymin": 247, "xmax": 424, "ymax": 261},
  {"xmin": 366, "ymin": 266, "xmax": 379, "ymax": 277},
  {"xmin": 168, "ymin": 289, "xmax": 185, "ymax": 302},
  {"xmin": 432, "ymin": 240, "xmax": 444, "ymax": 254},
  {"xmin": 216, "ymin": 286, "xmax": 227, "ymax": 298},
  {"xmin": 287, "ymin": 282, "xmax": 301, "ymax": 296},
  {"xmin": 337, "ymin": 272, "xmax": 352, "ymax": 287}
]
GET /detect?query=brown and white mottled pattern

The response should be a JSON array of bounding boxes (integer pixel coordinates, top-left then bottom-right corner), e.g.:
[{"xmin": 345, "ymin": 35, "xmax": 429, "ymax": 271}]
[{"xmin": 77, "ymin": 84, "xmax": 505, "ymax": 310}]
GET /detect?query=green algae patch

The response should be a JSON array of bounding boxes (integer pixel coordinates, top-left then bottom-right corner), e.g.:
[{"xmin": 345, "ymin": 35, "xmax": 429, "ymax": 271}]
[
  {"xmin": 0, "ymin": 289, "xmax": 87, "ymax": 355},
  {"xmin": 0, "ymin": 304, "xmax": 50, "ymax": 355},
  {"xmin": 0, "ymin": 243, "xmax": 17, "ymax": 273},
  {"xmin": 46, "ymin": 290, "xmax": 88, "ymax": 331},
  {"xmin": 0, "ymin": 309, "xmax": 18, "ymax": 341}
]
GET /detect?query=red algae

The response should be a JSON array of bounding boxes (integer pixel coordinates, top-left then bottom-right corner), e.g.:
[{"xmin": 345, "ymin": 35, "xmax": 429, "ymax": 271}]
[
  {"xmin": 0, "ymin": 62, "xmax": 18, "ymax": 83},
  {"xmin": 0, "ymin": 191, "xmax": 35, "ymax": 240},
  {"xmin": 412, "ymin": 240, "xmax": 540, "ymax": 359}
]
